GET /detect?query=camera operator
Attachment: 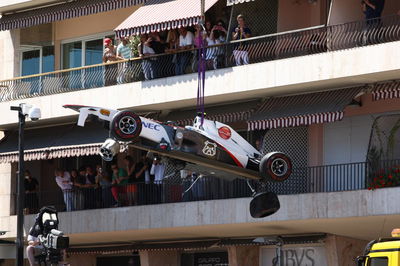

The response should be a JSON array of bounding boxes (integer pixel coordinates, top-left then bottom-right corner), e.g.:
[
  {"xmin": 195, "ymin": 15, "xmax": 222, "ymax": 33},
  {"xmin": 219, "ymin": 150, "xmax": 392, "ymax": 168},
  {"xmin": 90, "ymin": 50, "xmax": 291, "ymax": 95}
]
[
  {"xmin": 27, "ymin": 206, "xmax": 69, "ymax": 266},
  {"xmin": 26, "ymin": 224, "xmax": 43, "ymax": 266}
]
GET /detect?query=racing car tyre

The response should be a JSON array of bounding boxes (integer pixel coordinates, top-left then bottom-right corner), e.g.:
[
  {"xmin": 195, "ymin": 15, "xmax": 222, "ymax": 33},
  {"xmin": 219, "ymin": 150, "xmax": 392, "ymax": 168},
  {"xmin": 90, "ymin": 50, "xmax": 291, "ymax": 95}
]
[
  {"xmin": 250, "ymin": 191, "xmax": 280, "ymax": 218},
  {"xmin": 260, "ymin": 152, "xmax": 292, "ymax": 182},
  {"xmin": 110, "ymin": 111, "xmax": 142, "ymax": 141}
]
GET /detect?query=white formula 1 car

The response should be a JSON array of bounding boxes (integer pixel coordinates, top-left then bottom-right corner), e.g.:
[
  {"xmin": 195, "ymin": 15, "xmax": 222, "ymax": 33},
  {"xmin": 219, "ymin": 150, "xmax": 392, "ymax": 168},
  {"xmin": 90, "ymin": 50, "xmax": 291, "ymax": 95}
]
[{"xmin": 64, "ymin": 105, "xmax": 292, "ymax": 218}]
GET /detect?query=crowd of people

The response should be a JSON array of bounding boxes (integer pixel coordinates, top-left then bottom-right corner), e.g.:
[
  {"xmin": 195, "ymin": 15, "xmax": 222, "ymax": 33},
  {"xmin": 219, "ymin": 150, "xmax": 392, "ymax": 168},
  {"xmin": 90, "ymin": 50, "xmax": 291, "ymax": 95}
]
[
  {"xmin": 54, "ymin": 154, "xmax": 167, "ymax": 211},
  {"xmin": 23, "ymin": 153, "xmax": 257, "ymax": 213},
  {"xmin": 102, "ymin": 15, "xmax": 252, "ymax": 83}
]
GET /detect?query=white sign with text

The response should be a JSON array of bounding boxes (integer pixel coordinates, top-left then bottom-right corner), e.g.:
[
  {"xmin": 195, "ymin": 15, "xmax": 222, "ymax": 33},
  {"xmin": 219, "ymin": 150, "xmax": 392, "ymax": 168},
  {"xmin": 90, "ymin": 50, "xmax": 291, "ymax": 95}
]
[
  {"xmin": 261, "ymin": 246, "xmax": 327, "ymax": 266},
  {"xmin": 226, "ymin": 0, "xmax": 255, "ymax": 6}
]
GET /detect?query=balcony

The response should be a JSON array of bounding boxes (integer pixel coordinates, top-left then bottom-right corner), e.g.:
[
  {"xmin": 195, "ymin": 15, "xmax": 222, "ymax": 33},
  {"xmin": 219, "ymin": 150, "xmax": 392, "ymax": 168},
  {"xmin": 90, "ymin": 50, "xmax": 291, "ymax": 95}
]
[
  {"xmin": 1, "ymin": 15, "xmax": 399, "ymax": 103},
  {"xmin": 17, "ymin": 159, "xmax": 400, "ymax": 215}
]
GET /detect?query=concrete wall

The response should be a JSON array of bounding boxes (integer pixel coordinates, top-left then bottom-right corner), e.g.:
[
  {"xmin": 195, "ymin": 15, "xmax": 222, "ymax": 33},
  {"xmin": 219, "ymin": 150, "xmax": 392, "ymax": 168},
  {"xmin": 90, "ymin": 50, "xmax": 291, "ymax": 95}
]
[
  {"xmin": 0, "ymin": 163, "xmax": 12, "ymax": 217},
  {"xmin": 1, "ymin": 40, "xmax": 400, "ymax": 129},
  {"xmin": 325, "ymin": 235, "xmax": 368, "ymax": 266},
  {"xmin": 1, "ymin": 187, "xmax": 400, "ymax": 244},
  {"xmin": 0, "ymin": 29, "xmax": 20, "ymax": 80}
]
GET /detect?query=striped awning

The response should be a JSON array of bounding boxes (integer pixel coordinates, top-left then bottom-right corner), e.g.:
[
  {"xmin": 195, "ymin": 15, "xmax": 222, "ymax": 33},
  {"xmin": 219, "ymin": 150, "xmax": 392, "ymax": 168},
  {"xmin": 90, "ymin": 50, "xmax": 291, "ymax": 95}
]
[
  {"xmin": 248, "ymin": 87, "xmax": 363, "ymax": 131},
  {"xmin": 0, "ymin": 144, "xmax": 101, "ymax": 164},
  {"xmin": 68, "ymin": 240, "xmax": 219, "ymax": 255},
  {"xmin": 114, "ymin": 0, "xmax": 219, "ymax": 37},
  {"xmin": 0, "ymin": 123, "xmax": 107, "ymax": 164},
  {"xmin": 372, "ymin": 80, "xmax": 400, "ymax": 101},
  {"xmin": 164, "ymin": 100, "xmax": 259, "ymax": 127},
  {"xmin": 226, "ymin": 0, "xmax": 255, "ymax": 6},
  {"xmin": 0, "ymin": 0, "xmax": 145, "ymax": 31}
]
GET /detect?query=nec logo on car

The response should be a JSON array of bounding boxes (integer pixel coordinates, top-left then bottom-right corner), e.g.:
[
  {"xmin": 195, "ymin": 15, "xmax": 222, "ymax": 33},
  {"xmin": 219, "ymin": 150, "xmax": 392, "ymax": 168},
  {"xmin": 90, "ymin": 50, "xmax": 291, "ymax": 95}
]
[{"xmin": 142, "ymin": 121, "xmax": 160, "ymax": 131}]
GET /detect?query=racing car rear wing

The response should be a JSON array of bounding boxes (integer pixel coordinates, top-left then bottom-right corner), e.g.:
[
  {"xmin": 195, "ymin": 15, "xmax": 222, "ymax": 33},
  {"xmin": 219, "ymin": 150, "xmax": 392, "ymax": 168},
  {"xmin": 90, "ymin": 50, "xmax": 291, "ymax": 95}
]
[{"xmin": 63, "ymin": 105, "xmax": 119, "ymax": 127}]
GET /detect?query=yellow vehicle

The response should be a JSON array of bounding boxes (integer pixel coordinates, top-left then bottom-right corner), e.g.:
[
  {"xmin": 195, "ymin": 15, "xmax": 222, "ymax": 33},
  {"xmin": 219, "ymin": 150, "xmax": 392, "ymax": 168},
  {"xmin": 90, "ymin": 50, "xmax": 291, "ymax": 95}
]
[{"xmin": 356, "ymin": 229, "xmax": 400, "ymax": 266}]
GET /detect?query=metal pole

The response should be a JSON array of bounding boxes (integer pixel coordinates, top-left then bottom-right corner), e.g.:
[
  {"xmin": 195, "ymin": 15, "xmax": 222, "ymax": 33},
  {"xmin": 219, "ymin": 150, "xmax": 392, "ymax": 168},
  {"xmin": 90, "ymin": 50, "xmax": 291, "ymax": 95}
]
[
  {"xmin": 201, "ymin": 0, "xmax": 205, "ymax": 22},
  {"xmin": 11, "ymin": 105, "xmax": 25, "ymax": 266}
]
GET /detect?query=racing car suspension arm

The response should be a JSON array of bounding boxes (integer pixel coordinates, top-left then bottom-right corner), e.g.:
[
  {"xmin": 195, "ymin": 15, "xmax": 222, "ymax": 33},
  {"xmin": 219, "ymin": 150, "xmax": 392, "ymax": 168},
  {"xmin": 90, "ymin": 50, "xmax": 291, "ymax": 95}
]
[{"xmin": 246, "ymin": 180, "xmax": 256, "ymax": 197}]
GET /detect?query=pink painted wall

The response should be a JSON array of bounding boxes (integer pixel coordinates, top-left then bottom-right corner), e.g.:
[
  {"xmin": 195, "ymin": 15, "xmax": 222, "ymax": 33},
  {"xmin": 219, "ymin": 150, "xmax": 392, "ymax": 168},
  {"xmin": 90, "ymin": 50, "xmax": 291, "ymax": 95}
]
[{"xmin": 278, "ymin": 0, "xmax": 326, "ymax": 32}]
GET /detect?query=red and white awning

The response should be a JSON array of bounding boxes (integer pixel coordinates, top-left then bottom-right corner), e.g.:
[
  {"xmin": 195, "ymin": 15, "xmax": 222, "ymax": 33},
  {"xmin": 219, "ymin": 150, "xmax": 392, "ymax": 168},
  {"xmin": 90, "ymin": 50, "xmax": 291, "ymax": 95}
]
[
  {"xmin": 248, "ymin": 87, "xmax": 363, "ymax": 131},
  {"xmin": 0, "ymin": 144, "xmax": 101, "ymax": 164},
  {"xmin": 0, "ymin": 0, "xmax": 144, "ymax": 31},
  {"xmin": 0, "ymin": 123, "xmax": 108, "ymax": 164},
  {"xmin": 114, "ymin": 0, "xmax": 219, "ymax": 37},
  {"xmin": 372, "ymin": 80, "xmax": 400, "ymax": 101},
  {"xmin": 248, "ymin": 112, "xmax": 344, "ymax": 131}
]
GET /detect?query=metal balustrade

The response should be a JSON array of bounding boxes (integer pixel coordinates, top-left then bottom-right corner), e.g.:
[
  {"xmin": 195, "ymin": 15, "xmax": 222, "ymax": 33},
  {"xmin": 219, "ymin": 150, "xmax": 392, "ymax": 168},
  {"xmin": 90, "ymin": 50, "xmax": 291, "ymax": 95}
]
[
  {"xmin": 17, "ymin": 159, "xmax": 400, "ymax": 214},
  {"xmin": 1, "ymin": 15, "xmax": 399, "ymax": 102}
]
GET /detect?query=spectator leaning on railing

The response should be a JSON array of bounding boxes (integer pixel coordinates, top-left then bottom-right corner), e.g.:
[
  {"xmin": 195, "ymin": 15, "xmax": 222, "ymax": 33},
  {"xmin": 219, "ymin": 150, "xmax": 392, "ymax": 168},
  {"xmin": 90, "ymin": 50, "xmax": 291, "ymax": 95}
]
[
  {"xmin": 362, "ymin": 0, "xmax": 385, "ymax": 22},
  {"xmin": 231, "ymin": 14, "xmax": 251, "ymax": 66},
  {"xmin": 176, "ymin": 27, "xmax": 195, "ymax": 75},
  {"xmin": 24, "ymin": 170, "xmax": 39, "ymax": 214},
  {"xmin": 70, "ymin": 169, "xmax": 84, "ymax": 210},
  {"xmin": 138, "ymin": 34, "xmax": 156, "ymax": 80},
  {"xmin": 55, "ymin": 169, "xmax": 74, "ymax": 212},
  {"xmin": 111, "ymin": 162, "xmax": 129, "ymax": 207},
  {"xmin": 116, "ymin": 36, "xmax": 133, "ymax": 83},
  {"xmin": 102, "ymin": 38, "xmax": 118, "ymax": 86}
]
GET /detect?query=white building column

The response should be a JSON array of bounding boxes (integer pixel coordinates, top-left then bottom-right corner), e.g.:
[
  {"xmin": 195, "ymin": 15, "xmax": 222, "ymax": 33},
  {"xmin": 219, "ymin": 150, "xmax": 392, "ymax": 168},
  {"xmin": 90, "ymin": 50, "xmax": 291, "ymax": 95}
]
[
  {"xmin": 139, "ymin": 250, "xmax": 179, "ymax": 266},
  {"xmin": 0, "ymin": 163, "xmax": 12, "ymax": 217}
]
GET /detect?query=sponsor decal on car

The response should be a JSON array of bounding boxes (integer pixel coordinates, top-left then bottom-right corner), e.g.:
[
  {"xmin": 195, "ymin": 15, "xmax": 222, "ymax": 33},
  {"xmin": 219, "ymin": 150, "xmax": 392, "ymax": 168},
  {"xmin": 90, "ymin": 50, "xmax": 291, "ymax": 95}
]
[
  {"xmin": 202, "ymin": 141, "xmax": 217, "ymax": 157},
  {"xmin": 218, "ymin": 126, "xmax": 232, "ymax": 140},
  {"xmin": 100, "ymin": 109, "xmax": 111, "ymax": 116},
  {"xmin": 142, "ymin": 121, "xmax": 161, "ymax": 131}
]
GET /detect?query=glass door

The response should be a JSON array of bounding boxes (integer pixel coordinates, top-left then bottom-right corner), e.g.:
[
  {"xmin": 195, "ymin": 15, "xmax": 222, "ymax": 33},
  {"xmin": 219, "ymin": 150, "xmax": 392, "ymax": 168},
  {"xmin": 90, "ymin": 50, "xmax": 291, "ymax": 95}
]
[
  {"xmin": 21, "ymin": 49, "xmax": 41, "ymax": 94},
  {"xmin": 84, "ymin": 39, "xmax": 103, "ymax": 88},
  {"xmin": 63, "ymin": 41, "xmax": 82, "ymax": 89}
]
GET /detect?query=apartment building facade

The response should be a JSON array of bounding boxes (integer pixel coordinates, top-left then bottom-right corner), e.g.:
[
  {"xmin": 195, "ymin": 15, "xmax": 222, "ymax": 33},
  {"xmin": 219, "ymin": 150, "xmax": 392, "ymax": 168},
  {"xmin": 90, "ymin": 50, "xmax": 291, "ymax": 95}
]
[{"xmin": 0, "ymin": 0, "xmax": 400, "ymax": 265}]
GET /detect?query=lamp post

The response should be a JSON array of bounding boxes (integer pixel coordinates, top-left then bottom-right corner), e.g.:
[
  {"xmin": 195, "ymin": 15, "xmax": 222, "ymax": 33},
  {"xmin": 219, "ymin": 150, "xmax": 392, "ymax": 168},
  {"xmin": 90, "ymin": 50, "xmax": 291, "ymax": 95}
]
[{"xmin": 10, "ymin": 103, "xmax": 41, "ymax": 266}]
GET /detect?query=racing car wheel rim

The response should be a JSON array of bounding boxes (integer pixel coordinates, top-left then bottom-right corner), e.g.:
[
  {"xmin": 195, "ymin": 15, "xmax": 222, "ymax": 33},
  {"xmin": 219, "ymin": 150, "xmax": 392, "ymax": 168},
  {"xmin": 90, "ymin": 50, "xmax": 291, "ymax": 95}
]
[
  {"xmin": 270, "ymin": 158, "xmax": 288, "ymax": 177},
  {"xmin": 118, "ymin": 116, "xmax": 137, "ymax": 135}
]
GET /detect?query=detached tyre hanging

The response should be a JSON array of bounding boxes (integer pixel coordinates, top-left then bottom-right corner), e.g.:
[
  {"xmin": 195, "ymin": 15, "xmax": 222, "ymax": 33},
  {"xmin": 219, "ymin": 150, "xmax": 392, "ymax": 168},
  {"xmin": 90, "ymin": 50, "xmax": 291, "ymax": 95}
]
[
  {"xmin": 259, "ymin": 152, "xmax": 292, "ymax": 182},
  {"xmin": 250, "ymin": 191, "xmax": 280, "ymax": 218},
  {"xmin": 110, "ymin": 110, "xmax": 142, "ymax": 141}
]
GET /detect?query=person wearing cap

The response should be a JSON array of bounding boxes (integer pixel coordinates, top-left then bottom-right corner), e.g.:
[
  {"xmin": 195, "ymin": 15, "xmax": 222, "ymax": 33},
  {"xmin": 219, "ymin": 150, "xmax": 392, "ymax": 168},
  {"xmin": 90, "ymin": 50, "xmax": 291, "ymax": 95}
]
[
  {"xmin": 103, "ymin": 37, "xmax": 117, "ymax": 86},
  {"xmin": 116, "ymin": 36, "xmax": 133, "ymax": 84}
]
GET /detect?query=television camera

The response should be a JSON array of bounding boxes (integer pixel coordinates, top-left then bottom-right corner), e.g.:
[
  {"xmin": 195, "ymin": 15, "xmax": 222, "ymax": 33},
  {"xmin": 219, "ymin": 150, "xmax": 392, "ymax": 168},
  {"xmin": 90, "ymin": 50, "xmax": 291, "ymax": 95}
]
[{"xmin": 29, "ymin": 206, "xmax": 69, "ymax": 265}]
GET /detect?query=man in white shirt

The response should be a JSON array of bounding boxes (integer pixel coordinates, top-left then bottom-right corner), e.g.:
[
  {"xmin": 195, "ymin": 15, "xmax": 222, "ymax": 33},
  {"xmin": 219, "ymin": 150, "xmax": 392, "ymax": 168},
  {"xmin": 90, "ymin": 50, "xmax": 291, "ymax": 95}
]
[
  {"xmin": 150, "ymin": 157, "xmax": 165, "ymax": 184},
  {"xmin": 150, "ymin": 157, "xmax": 165, "ymax": 203},
  {"xmin": 176, "ymin": 27, "xmax": 194, "ymax": 75},
  {"xmin": 26, "ymin": 231, "xmax": 43, "ymax": 265},
  {"xmin": 55, "ymin": 169, "xmax": 74, "ymax": 211}
]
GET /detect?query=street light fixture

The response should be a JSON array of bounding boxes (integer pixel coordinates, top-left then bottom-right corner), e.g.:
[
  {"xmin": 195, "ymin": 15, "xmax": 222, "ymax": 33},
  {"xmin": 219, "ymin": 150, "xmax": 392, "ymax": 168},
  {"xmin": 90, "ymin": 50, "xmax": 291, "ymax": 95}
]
[{"xmin": 10, "ymin": 103, "xmax": 41, "ymax": 266}]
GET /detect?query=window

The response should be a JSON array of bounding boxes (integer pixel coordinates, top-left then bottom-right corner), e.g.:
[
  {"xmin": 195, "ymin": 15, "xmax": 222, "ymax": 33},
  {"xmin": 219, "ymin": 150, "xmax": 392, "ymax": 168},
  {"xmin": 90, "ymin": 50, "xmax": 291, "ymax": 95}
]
[
  {"xmin": 61, "ymin": 34, "xmax": 114, "ymax": 89},
  {"xmin": 61, "ymin": 34, "xmax": 114, "ymax": 69},
  {"xmin": 21, "ymin": 46, "xmax": 55, "ymax": 76},
  {"xmin": 368, "ymin": 257, "xmax": 388, "ymax": 266},
  {"xmin": 20, "ymin": 46, "xmax": 55, "ymax": 94}
]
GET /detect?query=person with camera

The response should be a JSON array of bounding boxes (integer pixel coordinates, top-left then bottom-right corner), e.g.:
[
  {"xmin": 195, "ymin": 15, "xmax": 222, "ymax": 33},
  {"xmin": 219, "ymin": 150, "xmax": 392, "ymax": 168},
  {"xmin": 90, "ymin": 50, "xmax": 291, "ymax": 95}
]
[
  {"xmin": 26, "ymin": 228, "xmax": 43, "ymax": 266},
  {"xmin": 231, "ymin": 14, "xmax": 251, "ymax": 66}
]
